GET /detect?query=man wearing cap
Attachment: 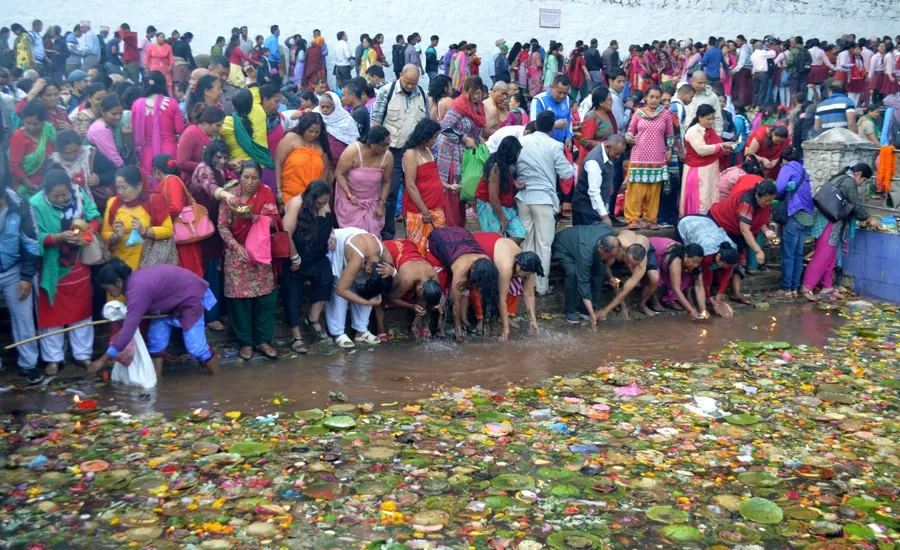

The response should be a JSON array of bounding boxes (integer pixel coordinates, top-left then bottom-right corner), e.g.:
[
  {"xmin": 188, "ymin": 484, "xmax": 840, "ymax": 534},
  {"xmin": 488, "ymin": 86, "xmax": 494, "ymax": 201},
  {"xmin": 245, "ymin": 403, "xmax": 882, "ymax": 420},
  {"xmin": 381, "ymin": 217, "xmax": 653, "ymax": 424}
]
[
  {"xmin": 98, "ymin": 26, "xmax": 110, "ymax": 66},
  {"xmin": 494, "ymin": 44, "xmax": 511, "ymax": 84},
  {"xmin": 79, "ymin": 21, "xmax": 101, "ymax": 71},
  {"xmin": 65, "ymin": 70, "xmax": 90, "ymax": 115},
  {"xmin": 488, "ymin": 39, "xmax": 506, "ymax": 85}
]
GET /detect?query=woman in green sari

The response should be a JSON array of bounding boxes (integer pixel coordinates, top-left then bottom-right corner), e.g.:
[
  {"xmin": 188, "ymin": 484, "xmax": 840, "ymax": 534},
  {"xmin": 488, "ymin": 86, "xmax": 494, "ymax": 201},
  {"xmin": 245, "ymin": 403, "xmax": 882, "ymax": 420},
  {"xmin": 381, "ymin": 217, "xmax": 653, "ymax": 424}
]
[
  {"xmin": 9, "ymin": 102, "xmax": 55, "ymax": 198},
  {"xmin": 29, "ymin": 169, "xmax": 102, "ymax": 376}
]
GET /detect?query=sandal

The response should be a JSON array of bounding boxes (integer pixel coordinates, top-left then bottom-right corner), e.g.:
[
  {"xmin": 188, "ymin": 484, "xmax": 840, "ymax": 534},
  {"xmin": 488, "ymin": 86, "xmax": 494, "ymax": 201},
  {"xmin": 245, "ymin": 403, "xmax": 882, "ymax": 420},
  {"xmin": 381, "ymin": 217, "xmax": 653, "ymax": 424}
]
[
  {"xmin": 238, "ymin": 346, "xmax": 253, "ymax": 361},
  {"xmin": 305, "ymin": 317, "xmax": 329, "ymax": 340},
  {"xmin": 256, "ymin": 343, "xmax": 278, "ymax": 359},
  {"xmin": 730, "ymin": 294, "xmax": 752, "ymax": 305},
  {"xmin": 207, "ymin": 320, "xmax": 226, "ymax": 331},
  {"xmin": 376, "ymin": 332, "xmax": 390, "ymax": 344},
  {"xmin": 291, "ymin": 337, "xmax": 308, "ymax": 354},
  {"xmin": 334, "ymin": 334, "xmax": 355, "ymax": 348},
  {"xmin": 354, "ymin": 331, "xmax": 381, "ymax": 345},
  {"xmin": 800, "ymin": 288, "xmax": 817, "ymax": 302}
]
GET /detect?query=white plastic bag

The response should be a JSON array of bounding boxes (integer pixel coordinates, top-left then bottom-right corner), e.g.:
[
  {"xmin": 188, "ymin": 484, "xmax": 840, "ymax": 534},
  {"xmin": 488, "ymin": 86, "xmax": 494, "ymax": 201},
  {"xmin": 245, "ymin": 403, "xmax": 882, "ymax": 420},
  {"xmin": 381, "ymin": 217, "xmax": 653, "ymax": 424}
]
[{"xmin": 103, "ymin": 302, "xmax": 158, "ymax": 389}]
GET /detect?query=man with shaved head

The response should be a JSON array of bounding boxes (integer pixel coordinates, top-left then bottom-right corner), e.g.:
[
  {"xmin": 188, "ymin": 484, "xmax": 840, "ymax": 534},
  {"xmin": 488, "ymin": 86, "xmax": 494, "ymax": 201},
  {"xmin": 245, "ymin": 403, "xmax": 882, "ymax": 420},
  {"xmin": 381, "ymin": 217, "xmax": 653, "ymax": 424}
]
[
  {"xmin": 372, "ymin": 64, "xmax": 428, "ymax": 239},
  {"xmin": 683, "ymin": 71, "xmax": 723, "ymax": 136},
  {"xmin": 482, "ymin": 81, "xmax": 510, "ymax": 140}
]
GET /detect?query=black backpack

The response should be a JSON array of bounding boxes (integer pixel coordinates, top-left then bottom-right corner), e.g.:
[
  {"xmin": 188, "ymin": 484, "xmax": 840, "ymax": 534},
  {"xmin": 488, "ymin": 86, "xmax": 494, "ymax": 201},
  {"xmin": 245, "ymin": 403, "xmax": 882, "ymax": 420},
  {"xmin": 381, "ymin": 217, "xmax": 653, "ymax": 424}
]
[{"xmin": 795, "ymin": 48, "xmax": 812, "ymax": 73}]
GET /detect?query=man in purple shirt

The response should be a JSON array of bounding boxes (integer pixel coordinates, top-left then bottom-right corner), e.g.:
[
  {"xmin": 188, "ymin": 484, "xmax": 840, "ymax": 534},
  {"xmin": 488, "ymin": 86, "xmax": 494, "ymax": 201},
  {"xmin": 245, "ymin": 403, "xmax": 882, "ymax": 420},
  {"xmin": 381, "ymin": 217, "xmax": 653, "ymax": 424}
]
[{"xmin": 87, "ymin": 261, "xmax": 220, "ymax": 376}]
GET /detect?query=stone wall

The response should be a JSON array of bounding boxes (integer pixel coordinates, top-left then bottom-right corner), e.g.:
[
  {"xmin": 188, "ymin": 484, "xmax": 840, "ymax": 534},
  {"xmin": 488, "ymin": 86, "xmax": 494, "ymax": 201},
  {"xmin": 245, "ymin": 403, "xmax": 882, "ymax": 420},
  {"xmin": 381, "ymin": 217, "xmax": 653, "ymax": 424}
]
[
  {"xmin": 6, "ymin": 0, "xmax": 899, "ymax": 85},
  {"xmin": 802, "ymin": 129, "xmax": 880, "ymax": 193}
]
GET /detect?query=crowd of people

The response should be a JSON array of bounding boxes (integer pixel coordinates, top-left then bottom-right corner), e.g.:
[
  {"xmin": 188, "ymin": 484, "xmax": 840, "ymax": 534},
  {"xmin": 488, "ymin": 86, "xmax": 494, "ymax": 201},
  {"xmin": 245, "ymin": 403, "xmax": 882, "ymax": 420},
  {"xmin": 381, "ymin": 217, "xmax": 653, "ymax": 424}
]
[{"xmin": 0, "ymin": 20, "xmax": 897, "ymax": 385}]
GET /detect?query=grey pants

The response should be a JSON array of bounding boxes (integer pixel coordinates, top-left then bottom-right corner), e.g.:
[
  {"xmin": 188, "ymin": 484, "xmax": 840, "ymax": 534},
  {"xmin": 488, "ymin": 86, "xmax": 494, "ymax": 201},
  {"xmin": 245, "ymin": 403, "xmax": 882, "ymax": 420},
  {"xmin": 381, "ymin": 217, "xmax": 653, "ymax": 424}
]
[{"xmin": 0, "ymin": 266, "xmax": 38, "ymax": 371}]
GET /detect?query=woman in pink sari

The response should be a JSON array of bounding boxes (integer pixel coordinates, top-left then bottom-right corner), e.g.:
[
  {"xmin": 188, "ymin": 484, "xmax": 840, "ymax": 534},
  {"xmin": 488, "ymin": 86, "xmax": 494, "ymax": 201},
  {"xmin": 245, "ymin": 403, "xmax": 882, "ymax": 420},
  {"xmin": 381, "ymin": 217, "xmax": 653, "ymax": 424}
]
[
  {"xmin": 133, "ymin": 71, "xmax": 184, "ymax": 190},
  {"xmin": 527, "ymin": 43, "xmax": 543, "ymax": 97},
  {"xmin": 682, "ymin": 44, "xmax": 701, "ymax": 82},
  {"xmin": 722, "ymin": 42, "xmax": 737, "ymax": 97},
  {"xmin": 144, "ymin": 32, "xmax": 175, "ymax": 95},
  {"xmin": 630, "ymin": 47, "xmax": 651, "ymax": 92}
]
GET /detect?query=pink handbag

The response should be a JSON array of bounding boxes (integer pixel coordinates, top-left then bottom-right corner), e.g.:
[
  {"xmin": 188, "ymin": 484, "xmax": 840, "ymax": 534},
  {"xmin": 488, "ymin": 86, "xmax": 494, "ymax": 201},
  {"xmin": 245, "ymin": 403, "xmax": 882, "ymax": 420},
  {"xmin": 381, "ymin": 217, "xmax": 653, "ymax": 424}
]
[
  {"xmin": 245, "ymin": 216, "xmax": 273, "ymax": 265},
  {"xmin": 163, "ymin": 177, "xmax": 215, "ymax": 244}
]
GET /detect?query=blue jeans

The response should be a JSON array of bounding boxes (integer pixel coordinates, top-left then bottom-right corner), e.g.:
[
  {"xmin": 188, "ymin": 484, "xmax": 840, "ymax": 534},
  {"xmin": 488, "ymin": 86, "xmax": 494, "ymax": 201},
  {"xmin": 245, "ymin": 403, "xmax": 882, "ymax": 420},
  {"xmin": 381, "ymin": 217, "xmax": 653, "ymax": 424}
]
[
  {"xmin": 780, "ymin": 217, "xmax": 808, "ymax": 290},
  {"xmin": 0, "ymin": 266, "xmax": 38, "ymax": 371}
]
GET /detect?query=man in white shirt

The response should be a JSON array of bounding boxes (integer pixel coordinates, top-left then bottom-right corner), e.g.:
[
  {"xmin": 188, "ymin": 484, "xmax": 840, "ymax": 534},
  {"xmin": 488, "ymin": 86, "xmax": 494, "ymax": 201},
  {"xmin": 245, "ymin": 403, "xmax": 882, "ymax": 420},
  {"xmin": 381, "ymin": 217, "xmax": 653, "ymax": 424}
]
[
  {"xmin": 731, "ymin": 35, "xmax": 753, "ymax": 107},
  {"xmin": 239, "ymin": 26, "xmax": 252, "ymax": 54},
  {"xmin": 572, "ymin": 135, "xmax": 627, "ymax": 226},
  {"xmin": 488, "ymin": 38, "xmax": 505, "ymax": 85},
  {"xmin": 515, "ymin": 111, "xmax": 576, "ymax": 294},
  {"xmin": 333, "ymin": 31, "xmax": 354, "ymax": 88},
  {"xmin": 750, "ymin": 40, "xmax": 776, "ymax": 108},
  {"xmin": 138, "ymin": 26, "xmax": 156, "ymax": 71},
  {"xmin": 486, "ymin": 123, "xmax": 532, "ymax": 153}
]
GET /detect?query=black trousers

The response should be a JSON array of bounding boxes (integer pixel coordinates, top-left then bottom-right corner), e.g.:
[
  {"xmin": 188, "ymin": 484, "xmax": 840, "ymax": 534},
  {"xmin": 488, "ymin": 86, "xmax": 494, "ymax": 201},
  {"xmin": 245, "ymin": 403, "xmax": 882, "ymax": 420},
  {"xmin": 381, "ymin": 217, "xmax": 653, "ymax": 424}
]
[
  {"xmin": 573, "ymin": 209, "xmax": 604, "ymax": 226},
  {"xmin": 381, "ymin": 147, "xmax": 406, "ymax": 240},
  {"xmin": 657, "ymin": 165, "xmax": 682, "ymax": 225},
  {"xmin": 558, "ymin": 252, "xmax": 605, "ymax": 314},
  {"xmin": 607, "ymin": 156, "xmax": 626, "ymax": 218},
  {"xmin": 752, "ymin": 72, "xmax": 769, "ymax": 108},
  {"xmin": 334, "ymin": 65, "xmax": 352, "ymax": 88},
  {"xmin": 789, "ymin": 71, "xmax": 808, "ymax": 99}
]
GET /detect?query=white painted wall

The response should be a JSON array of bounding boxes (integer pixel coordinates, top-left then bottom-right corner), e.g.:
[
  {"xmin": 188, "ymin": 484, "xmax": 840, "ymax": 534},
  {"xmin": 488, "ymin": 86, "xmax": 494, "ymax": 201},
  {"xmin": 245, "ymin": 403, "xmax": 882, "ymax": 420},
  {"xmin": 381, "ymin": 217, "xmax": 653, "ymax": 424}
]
[{"xmin": 7, "ymin": 0, "xmax": 899, "ymax": 84}]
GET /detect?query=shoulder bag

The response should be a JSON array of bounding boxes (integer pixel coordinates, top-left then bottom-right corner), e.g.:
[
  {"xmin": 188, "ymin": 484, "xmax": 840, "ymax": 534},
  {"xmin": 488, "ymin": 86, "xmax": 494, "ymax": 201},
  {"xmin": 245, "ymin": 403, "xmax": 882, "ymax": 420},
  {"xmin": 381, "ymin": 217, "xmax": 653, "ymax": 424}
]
[
  {"xmin": 813, "ymin": 174, "xmax": 854, "ymax": 222},
  {"xmin": 162, "ymin": 177, "xmax": 214, "ymax": 244}
]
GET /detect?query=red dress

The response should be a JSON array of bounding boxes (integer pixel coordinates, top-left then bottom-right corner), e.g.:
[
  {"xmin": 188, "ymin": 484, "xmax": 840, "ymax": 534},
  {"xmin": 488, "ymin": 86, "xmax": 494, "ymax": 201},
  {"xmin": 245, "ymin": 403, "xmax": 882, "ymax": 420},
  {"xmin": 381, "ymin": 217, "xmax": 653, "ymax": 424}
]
[
  {"xmin": 37, "ymin": 219, "xmax": 100, "ymax": 329},
  {"xmin": 747, "ymin": 125, "xmax": 787, "ymax": 179},
  {"xmin": 158, "ymin": 175, "xmax": 204, "ymax": 276}
]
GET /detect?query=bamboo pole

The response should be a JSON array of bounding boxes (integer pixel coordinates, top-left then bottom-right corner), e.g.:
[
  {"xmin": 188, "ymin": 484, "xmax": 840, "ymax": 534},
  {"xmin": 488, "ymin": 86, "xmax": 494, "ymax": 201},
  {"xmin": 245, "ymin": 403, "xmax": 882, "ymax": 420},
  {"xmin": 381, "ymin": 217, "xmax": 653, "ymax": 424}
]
[{"xmin": 4, "ymin": 315, "xmax": 170, "ymax": 350}]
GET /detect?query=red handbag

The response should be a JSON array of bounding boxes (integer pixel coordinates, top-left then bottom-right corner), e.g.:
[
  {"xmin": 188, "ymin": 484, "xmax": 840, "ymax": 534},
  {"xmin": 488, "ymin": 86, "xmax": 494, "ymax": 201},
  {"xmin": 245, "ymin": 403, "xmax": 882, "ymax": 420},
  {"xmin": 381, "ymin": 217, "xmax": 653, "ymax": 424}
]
[{"xmin": 270, "ymin": 217, "xmax": 291, "ymax": 259}]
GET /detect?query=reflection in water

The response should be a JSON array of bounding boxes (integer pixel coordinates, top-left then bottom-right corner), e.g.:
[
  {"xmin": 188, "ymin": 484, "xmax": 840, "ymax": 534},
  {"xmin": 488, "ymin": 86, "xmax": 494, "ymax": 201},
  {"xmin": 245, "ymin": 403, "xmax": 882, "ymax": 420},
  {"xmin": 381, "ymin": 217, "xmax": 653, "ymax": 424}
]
[{"xmin": 5, "ymin": 303, "xmax": 839, "ymax": 416}]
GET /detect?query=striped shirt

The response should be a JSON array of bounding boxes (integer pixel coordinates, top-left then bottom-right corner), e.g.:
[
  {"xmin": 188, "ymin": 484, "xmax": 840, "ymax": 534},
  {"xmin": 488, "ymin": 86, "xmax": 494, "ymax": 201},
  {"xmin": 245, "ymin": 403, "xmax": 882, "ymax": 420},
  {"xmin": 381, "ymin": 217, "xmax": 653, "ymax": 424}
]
[{"xmin": 815, "ymin": 93, "xmax": 856, "ymax": 130}]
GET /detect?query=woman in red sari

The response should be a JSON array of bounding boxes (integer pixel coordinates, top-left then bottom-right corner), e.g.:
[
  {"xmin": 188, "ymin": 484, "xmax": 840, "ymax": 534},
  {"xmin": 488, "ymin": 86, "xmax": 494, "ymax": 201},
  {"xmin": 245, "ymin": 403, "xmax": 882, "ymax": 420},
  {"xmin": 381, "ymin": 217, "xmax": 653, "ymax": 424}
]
[
  {"xmin": 434, "ymin": 76, "xmax": 486, "ymax": 227},
  {"xmin": 744, "ymin": 125, "xmax": 788, "ymax": 180},
  {"xmin": 152, "ymin": 154, "xmax": 203, "ymax": 277},
  {"xmin": 303, "ymin": 37, "xmax": 326, "ymax": 91},
  {"xmin": 566, "ymin": 46, "xmax": 589, "ymax": 102}
]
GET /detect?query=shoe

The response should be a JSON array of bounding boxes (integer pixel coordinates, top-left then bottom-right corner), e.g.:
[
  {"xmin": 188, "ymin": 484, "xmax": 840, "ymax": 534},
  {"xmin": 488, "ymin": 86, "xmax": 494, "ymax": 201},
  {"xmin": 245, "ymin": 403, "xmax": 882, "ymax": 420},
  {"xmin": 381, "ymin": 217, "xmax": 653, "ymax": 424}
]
[
  {"xmin": 657, "ymin": 222, "xmax": 673, "ymax": 228},
  {"xmin": 611, "ymin": 218, "xmax": 626, "ymax": 227},
  {"xmin": 24, "ymin": 369, "xmax": 44, "ymax": 385},
  {"xmin": 564, "ymin": 313, "xmax": 581, "ymax": 324},
  {"xmin": 334, "ymin": 334, "xmax": 355, "ymax": 348},
  {"xmin": 44, "ymin": 362, "xmax": 59, "ymax": 376},
  {"xmin": 354, "ymin": 331, "xmax": 381, "ymax": 345}
]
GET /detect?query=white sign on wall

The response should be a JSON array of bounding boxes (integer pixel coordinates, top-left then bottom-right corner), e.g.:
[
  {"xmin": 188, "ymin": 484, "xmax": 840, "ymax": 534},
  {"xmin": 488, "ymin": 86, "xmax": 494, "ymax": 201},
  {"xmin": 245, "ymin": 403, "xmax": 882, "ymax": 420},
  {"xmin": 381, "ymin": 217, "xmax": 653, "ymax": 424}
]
[{"xmin": 539, "ymin": 8, "xmax": 561, "ymax": 29}]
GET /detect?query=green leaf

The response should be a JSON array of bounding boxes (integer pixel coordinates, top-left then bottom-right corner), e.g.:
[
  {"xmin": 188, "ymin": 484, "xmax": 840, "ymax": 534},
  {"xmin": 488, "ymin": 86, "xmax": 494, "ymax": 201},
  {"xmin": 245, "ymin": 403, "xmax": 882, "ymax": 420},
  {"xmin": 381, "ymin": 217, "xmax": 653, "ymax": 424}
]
[
  {"xmin": 490, "ymin": 474, "xmax": 535, "ymax": 490},
  {"xmin": 323, "ymin": 415, "xmax": 357, "ymax": 430},
  {"xmin": 228, "ymin": 442, "xmax": 270, "ymax": 457},
  {"xmin": 660, "ymin": 524, "xmax": 702, "ymax": 542},
  {"xmin": 646, "ymin": 505, "xmax": 690, "ymax": 524},
  {"xmin": 293, "ymin": 408, "xmax": 325, "ymax": 420},
  {"xmin": 725, "ymin": 413, "xmax": 762, "ymax": 425},
  {"xmin": 843, "ymin": 523, "xmax": 875, "ymax": 540},
  {"xmin": 549, "ymin": 484, "xmax": 582, "ymax": 498},
  {"xmin": 546, "ymin": 531, "xmax": 604, "ymax": 549},
  {"xmin": 739, "ymin": 497, "xmax": 784, "ymax": 524},
  {"xmin": 737, "ymin": 471, "xmax": 783, "ymax": 487}
]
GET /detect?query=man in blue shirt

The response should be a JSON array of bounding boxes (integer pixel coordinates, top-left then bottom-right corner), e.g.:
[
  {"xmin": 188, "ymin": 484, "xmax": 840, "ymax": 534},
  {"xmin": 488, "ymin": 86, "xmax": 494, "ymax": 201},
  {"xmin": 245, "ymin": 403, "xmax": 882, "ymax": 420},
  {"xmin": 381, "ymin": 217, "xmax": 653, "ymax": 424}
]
[
  {"xmin": 529, "ymin": 75, "xmax": 573, "ymax": 148},
  {"xmin": 264, "ymin": 25, "xmax": 282, "ymax": 86},
  {"xmin": 700, "ymin": 36, "xmax": 729, "ymax": 82},
  {"xmin": 29, "ymin": 20, "xmax": 45, "ymax": 70},
  {"xmin": 814, "ymin": 81, "xmax": 858, "ymax": 133}
]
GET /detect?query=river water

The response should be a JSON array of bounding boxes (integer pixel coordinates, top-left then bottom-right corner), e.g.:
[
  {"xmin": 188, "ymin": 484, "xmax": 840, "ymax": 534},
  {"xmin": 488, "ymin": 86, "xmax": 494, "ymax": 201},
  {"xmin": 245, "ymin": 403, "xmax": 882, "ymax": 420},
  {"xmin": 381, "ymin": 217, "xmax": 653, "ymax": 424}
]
[{"xmin": 4, "ymin": 303, "xmax": 839, "ymax": 417}]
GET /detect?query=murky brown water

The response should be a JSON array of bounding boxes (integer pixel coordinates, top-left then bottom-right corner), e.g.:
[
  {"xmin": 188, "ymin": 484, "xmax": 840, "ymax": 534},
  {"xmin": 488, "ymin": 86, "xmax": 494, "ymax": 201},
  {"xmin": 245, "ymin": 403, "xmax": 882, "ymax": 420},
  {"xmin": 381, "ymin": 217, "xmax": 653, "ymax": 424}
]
[{"xmin": 4, "ymin": 303, "xmax": 839, "ymax": 417}]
